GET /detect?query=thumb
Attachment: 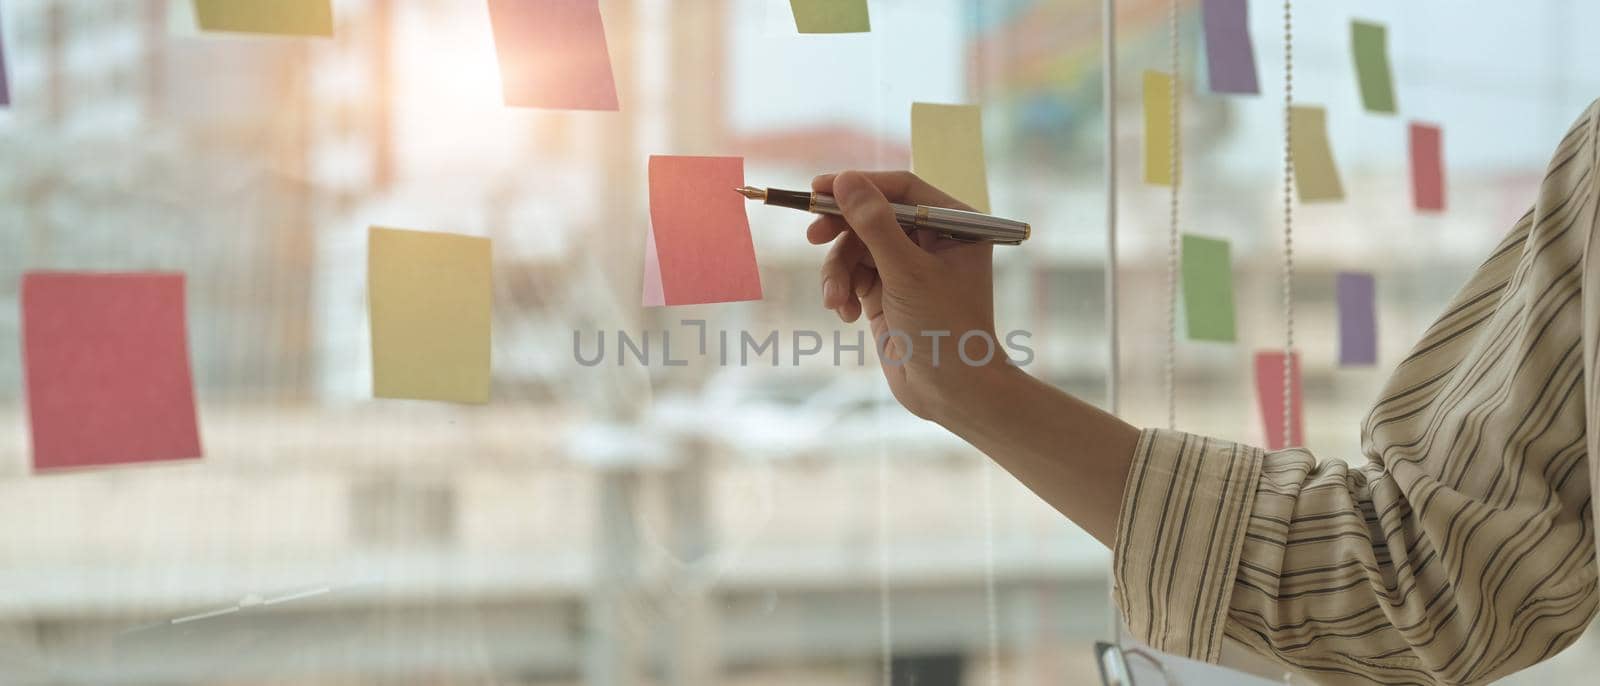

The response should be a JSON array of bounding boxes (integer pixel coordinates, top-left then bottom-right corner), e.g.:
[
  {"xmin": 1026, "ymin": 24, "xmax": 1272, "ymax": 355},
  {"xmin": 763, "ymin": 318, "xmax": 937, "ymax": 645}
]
[{"xmin": 832, "ymin": 171, "xmax": 923, "ymax": 273}]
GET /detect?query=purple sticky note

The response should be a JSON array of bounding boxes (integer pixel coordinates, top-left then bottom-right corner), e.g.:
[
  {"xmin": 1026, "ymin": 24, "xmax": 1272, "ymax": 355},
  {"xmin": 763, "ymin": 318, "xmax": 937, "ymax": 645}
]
[
  {"xmin": 1201, "ymin": 0, "xmax": 1259, "ymax": 95},
  {"xmin": 1336, "ymin": 272, "xmax": 1377, "ymax": 366},
  {"xmin": 0, "ymin": 11, "xmax": 11, "ymax": 107}
]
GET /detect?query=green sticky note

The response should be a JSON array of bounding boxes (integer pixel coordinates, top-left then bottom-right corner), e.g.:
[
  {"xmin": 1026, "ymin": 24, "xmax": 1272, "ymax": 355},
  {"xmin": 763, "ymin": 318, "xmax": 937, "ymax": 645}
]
[
  {"xmin": 790, "ymin": 0, "xmax": 870, "ymax": 34},
  {"xmin": 1351, "ymin": 20, "xmax": 1396, "ymax": 114},
  {"xmin": 1181, "ymin": 234, "xmax": 1236, "ymax": 342},
  {"xmin": 911, "ymin": 102, "xmax": 991, "ymax": 213},
  {"xmin": 369, "ymin": 227, "xmax": 493, "ymax": 404},
  {"xmin": 193, "ymin": 0, "xmax": 333, "ymax": 37}
]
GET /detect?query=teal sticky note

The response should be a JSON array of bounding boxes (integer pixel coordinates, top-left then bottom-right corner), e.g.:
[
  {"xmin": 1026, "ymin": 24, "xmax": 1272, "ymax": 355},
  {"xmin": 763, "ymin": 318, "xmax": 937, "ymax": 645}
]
[
  {"xmin": 1181, "ymin": 234, "xmax": 1237, "ymax": 342},
  {"xmin": 1352, "ymin": 20, "xmax": 1396, "ymax": 114}
]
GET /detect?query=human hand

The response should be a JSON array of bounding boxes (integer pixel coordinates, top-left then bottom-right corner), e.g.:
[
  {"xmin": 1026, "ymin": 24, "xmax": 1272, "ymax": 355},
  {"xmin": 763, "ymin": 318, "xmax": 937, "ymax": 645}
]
[{"xmin": 810, "ymin": 170, "xmax": 1013, "ymax": 422}]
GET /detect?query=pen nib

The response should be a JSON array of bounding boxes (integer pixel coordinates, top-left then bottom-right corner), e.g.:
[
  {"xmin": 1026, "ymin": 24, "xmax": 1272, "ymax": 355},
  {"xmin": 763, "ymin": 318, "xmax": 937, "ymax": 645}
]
[{"xmin": 734, "ymin": 186, "xmax": 767, "ymax": 201}]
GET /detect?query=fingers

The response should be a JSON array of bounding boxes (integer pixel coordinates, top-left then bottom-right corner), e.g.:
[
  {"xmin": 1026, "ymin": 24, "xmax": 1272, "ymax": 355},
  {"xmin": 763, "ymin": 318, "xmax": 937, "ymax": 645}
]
[
  {"xmin": 836, "ymin": 262, "xmax": 876, "ymax": 323},
  {"xmin": 821, "ymin": 230, "xmax": 866, "ymax": 311},
  {"xmin": 807, "ymin": 215, "xmax": 847, "ymax": 245},
  {"xmin": 859, "ymin": 277, "xmax": 908, "ymax": 367},
  {"xmin": 813, "ymin": 170, "xmax": 973, "ymax": 211},
  {"xmin": 839, "ymin": 295, "xmax": 862, "ymax": 323},
  {"xmin": 831, "ymin": 171, "xmax": 925, "ymax": 273},
  {"xmin": 859, "ymin": 270, "xmax": 886, "ymax": 325},
  {"xmin": 850, "ymin": 262, "xmax": 876, "ymax": 300}
]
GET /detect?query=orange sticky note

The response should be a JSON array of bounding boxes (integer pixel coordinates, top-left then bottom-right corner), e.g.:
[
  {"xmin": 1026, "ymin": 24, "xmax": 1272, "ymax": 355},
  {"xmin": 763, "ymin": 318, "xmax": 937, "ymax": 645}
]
[
  {"xmin": 487, "ymin": 0, "xmax": 619, "ymax": 111},
  {"xmin": 647, "ymin": 156, "xmax": 763, "ymax": 306},
  {"xmin": 1410, "ymin": 122, "xmax": 1445, "ymax": 212},
  {"xmin": 1253, "ymin": 350, "xmax": 1304, "ymax": 450},
  {"xmin": 22, "ymin": 272, "xmax": 203, "ymax": 472}
]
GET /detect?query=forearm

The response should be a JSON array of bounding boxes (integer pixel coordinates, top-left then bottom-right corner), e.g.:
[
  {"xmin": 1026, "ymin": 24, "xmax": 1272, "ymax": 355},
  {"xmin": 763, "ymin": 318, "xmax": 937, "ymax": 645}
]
[{"xmin": 931, "ymin": 364, "xmax": 1138, "ymax": 547}]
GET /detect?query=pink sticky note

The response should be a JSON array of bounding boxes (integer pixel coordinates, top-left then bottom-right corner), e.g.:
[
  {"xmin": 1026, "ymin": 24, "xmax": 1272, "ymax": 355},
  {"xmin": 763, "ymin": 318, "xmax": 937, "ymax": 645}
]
[
  {"xmin": 1253, "ymin": 350, "xmax": 1304, "ymax": 450},
  {"xmin": 486, "ymin": 0, "xmax": 619, "ymax": 111},
  {"xmin": 1410, "ymin": 122, "xmax": 1445, "ymax": 212},
  {"xmin": 642, "ymin": 226, "xmax": 666, "ymax": 307},
  {"xmin": 647, "ymin": 155, "xmax": 763, "ymax": 306},
  {"xmin": 21, "ymin": 273, "xmax": 202, "ymax": 472}
]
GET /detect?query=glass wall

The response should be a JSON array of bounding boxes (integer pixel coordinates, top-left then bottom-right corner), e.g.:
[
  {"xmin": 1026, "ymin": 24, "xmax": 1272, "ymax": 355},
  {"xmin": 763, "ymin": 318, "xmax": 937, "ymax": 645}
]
[
  {"xmin": 1111, "ymin": 0, "xmax": 1600, "ymax": 683},
  {"xmin": 0, "ymin": 0, "xmax": 1109, "ymax": 683}
]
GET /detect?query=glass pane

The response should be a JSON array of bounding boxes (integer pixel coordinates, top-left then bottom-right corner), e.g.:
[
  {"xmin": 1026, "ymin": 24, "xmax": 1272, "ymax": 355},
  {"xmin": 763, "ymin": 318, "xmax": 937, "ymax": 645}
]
[
  {"xmin": 0, "ymin": 0, "xmax": 1110, "ymax": 683},
  {"xmin": 1112, "ymin": 0, "xmax": 1600, "ymax": 680}
]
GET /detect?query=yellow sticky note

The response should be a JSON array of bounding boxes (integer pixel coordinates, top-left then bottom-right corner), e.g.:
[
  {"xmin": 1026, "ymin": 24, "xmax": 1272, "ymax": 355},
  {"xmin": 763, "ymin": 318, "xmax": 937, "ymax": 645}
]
[
  {"xmin": 911, "ymin": 103, "xmax": 991, "ymax": 213},
  {"xmin": 1290, "ymin": 106, "xmax": 1345, "ymax": 202},
  {"xmin": 193, "ymin": 0, "xmax": 333, "ymax": 37},
  {"xmin": 1143, "ymin": 70, "xmax": 1177, "ymax": 186},
  {"xmin": 368, "ymin": 227, "xmax": 492, "ymax": 404}
]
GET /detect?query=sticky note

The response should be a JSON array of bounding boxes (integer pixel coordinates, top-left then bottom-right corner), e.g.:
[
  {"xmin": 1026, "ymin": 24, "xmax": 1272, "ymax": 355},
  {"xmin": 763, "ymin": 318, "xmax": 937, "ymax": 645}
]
[
  {"xmin": 192, "ymin": 0, "xmax": 333, "ymax": 37},
  {"xmin": 1337, "ymin": 272, "xmax": 1377, "ymax": 366},
  {"xmin": 1410, "ymin": 122, "xmax": 1445, "ymax": 212},
  {"xmin": 1201, "ymin": 0, "xmax": 1259, "ymax": 95},
  {"xmin": 21, "ymin": 272, "xmax": 202, "ymax": 472},
  {"xmin": 789, "ymin": 0, "xmax": 871, "ymax": 34},
  {"xmin": 1181, "ymin": 235, "xmax": 1236, "ymax": 342},
  {"xmin": 911, "ymin": 103, "xmax": 992, "ymax": 213},
  {"xmin": 1290, "ymin": 106, "xmax": 1344, "ymax": 202},
  {"xmin": 647, "ymin": 156, "xmax": 763, "ymax": 306},
  {"xmin": 368, "ymin": 227, "xmax": 493, "ymax": 404},
  {"xmin": 1351, "ymin": 20, "xmax": 1396, "ymax": 114},
  {"xmin": 1253, "ymin": 350, "xmax": 1304, "ymax": 450},
  {"xmin": 642, "ymin": 227, "xmax": 666, "ymax": 308},
  {"xmin": 487, "ymin": 0, "xmax": 619, "ymax": 111},
  {"xmin": 1143, "ymin": 71, "xmax": 1177, "ymax": 187}
]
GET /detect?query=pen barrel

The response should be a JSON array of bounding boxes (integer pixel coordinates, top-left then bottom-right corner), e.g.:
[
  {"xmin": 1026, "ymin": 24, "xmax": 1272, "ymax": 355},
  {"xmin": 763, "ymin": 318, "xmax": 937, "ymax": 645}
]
[
  {"xmin": 917, "ymin": 205, "xmax": 1030, "ymax": 244},
  {"xmin": 810, "ymin": 194, "xmax": 1028, "ymax": 244}
]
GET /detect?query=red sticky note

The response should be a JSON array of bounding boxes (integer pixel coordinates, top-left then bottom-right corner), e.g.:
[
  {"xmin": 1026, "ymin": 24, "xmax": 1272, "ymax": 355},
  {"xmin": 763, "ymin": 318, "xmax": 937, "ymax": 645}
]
[
  {"xmin": 1410, "ymin": 122, "xmax": 1445, "ymax": 212},
  {"xmin": 1253, "ymin": 350, "xmax": 1304, "ymax": 450},
  {"xmin": 647, "ymin": 155, "xmax": 763, "ymax": 306},
  {"xmin": 486, "ymin": 0, "xmax": 619, "ymax": 111},
  {"xmin": 21, "ymin": 273, "xmax": 202, "ymax": 472}
]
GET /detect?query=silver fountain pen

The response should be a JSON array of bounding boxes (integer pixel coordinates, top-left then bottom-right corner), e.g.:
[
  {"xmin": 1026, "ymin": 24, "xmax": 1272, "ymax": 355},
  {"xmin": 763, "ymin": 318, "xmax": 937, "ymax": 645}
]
[{"xmin": 735, "ymin": 186, "xmax": 1030, "ymax": 245}]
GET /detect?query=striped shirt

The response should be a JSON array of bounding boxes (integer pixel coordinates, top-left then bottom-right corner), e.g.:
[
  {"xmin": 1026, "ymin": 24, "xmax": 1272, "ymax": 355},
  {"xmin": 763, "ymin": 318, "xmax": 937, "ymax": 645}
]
[{"xmin": 1114, "ymin": 101, "xmax": 1600, "ymax": 685}]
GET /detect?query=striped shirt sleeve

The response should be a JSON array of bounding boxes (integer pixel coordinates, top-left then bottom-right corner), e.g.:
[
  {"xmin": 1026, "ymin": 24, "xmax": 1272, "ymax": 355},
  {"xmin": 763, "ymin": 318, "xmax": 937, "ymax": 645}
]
[
  {"xmin": 1117, "ymin": 427, "xmax": 1595, "ymax": 685},
  {"xmin": 1113, "ymin": 430, "xmax": 1263, "ymax": 664},
  {"xmin": 1115, "ymin": 100, "xmax": 1600, "ymax": 685}
]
